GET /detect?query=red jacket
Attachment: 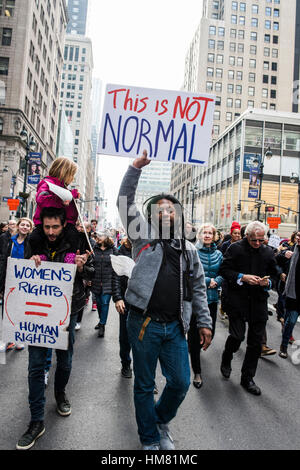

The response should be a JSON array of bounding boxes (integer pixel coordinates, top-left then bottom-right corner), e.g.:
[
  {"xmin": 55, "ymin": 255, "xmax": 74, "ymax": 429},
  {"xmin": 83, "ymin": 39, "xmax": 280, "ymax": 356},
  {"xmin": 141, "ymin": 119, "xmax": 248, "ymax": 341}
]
[{"xmin": 33, "ymin": 176, "xmax": 79, "ymax": 225}]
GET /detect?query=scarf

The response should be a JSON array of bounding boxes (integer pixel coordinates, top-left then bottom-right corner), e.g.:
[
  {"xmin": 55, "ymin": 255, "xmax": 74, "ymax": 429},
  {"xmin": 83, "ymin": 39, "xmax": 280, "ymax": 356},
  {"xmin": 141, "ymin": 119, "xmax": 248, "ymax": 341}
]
[{"xmin": 285, "ymin": 245, "xmax": 300, "ymax": 300}]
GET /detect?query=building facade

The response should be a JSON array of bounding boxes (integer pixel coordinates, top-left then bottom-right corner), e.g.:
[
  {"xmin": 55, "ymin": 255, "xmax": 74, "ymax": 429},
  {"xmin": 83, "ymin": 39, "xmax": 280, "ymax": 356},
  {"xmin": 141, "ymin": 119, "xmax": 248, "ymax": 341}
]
[
  {"xmin": 135, "ymin": 161, "xmax": 172, "ymax": 211},
  {"xmin": 60, "ymin": 34, "xmax": 94, "ymax": 209},
  {"xmin": 172, "ymin": 0, "xmax": 300, "ymax": 233},
  {"xmin": 171, "ymin": 109, "xmax": 300, "ymax": 236},
  {"xmin": 0, "ymin": 0, "xmax": 68, "ymax": 220}
]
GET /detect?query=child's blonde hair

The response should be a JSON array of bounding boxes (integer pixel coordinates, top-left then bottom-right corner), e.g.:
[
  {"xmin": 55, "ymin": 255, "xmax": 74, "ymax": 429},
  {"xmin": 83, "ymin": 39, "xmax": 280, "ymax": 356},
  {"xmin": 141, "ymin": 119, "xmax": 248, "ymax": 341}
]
[{"xmin": 49, "ymin": 157, "xmax": 78, "ymax": 186}]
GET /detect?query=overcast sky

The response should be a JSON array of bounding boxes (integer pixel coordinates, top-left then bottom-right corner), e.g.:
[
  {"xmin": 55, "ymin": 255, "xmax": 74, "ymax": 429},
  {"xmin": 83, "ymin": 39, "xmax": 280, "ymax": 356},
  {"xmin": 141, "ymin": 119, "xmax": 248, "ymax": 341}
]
[{"xmin": 87, "ymin": 0, "xmax": 203, "ymax": 224}]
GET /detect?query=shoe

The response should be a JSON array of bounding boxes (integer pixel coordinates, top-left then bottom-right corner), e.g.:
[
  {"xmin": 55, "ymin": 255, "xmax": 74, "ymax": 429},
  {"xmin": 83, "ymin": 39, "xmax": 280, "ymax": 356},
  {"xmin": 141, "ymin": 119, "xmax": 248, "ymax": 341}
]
[
  {"xmin": 92, "ymin": 303, "xmax": 97, "ymax": 311},
  {"xmin": 95, "ymin": 322, "xmax": 101, "ymax": 329},
  {"xmin": 240, "ymin": 378, "xmax": 261, "ymax": 396},
  {"xmin": 16, "ymin": 421, "xmax": 45, "ymax": 450},
  {"xmin": 44, "ymin": 371, "xmax": 49, "ymax": 387},
  {"xmin": 55, "ymin": 391, "xmax": 71, "ymax": 416},
  {"xmin": 289, "ymin": 336, "xmax": 295, "ymax": 344},
  {"xmin": 97, "ymin": 324, "xmax": 105, "ymax": 337},
  {"xmin": 121, "ymin": 366, "xmax": 132, "ymax": 378},
  {"xmin": 15, "ymin": 344, "xmax": 25, "ymax": 351},
  {"xmin": 261, "ymin": 345, "xmax": 276, "ymax": 357},
  {"xmin": 193, "ymin": 375, "xmax": 203, "ymax": 389},
  {"xmin": 279, "ymin": 346, "xmax": 288, "ymax": 359},
  {"xmin": 158, "ymin": 423, "xmax": 175, "ymax": 450},
  {"xmin": 220, "ymin": 353, "xmax": 232, "ymax": 379},
  {"xmin": 75, "ymin": 322, "xmax": 81, "ymax": 331},
  {"xmin": 142, "ymin": 444, "xmax": 160, "ymax": 450},
  {"xmin": 6, "ymin": 342, "xmax": 15, "ymax": 351}
]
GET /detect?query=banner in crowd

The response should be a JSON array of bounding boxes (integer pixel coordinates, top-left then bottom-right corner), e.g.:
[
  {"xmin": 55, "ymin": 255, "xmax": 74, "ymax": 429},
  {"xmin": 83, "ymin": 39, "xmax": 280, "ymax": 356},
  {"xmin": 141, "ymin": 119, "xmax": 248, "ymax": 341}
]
[
  {"xmin": 1, "ymin": 258, "xmax": 76, "ymax": 350},
  {"xmin": 98, "ymin": 84, "xmax": 215, "ymax": 166},
  {"xmin": 27, "ymin": 152, "xmax": 41, "ymax": 185},
  {"xmin": 248, "ymin": 166, "xmax": 260, "ymax": 198}
]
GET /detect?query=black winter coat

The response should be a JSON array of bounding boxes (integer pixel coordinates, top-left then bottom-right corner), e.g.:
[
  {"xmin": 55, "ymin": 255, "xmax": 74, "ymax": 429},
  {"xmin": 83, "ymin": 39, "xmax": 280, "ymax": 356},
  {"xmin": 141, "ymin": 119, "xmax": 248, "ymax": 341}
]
[
  {"xmin": 26, "ymin": 232, "xmax": 95, "ymax": 315},
  {"xmin": 219, "ymin": 237, "xmax": 279, "ymax": 321},
  {"xmin": 112, "ymin": 244, "xmax": 132, "ymax": 303},
  {"xmin": 91, "ymin": 244, "xmax": 119, "ymax": 295}
]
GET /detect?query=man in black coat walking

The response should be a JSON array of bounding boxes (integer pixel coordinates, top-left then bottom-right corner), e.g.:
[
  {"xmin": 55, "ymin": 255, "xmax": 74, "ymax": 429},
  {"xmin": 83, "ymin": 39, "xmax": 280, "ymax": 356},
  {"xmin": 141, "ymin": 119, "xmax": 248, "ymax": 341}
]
[{"xmin": 219, "ymin": 221, "xmax": 278, "ymax": 396}]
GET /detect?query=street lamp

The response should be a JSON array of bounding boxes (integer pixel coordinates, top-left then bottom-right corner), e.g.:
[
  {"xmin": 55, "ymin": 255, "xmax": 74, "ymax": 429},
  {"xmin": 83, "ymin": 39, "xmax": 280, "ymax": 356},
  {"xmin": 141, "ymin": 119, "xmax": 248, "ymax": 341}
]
[
  {"xmin": 290, "ymin": 172, "xmax": 300, "ymax": 230},
  {"xmin": 189, "ymin": 185, "xmax": 198, "ymax": 224},
  {"xmin": 19, "ymin": 129, "xmax": 36, "ymax": 216},
  {"xmin": 3, "ymin": 165, "xmax": 17, "ymax": 197},
  {"xmin": 253, "ymin": 146, "xmax": 273, "ymax": 220}
]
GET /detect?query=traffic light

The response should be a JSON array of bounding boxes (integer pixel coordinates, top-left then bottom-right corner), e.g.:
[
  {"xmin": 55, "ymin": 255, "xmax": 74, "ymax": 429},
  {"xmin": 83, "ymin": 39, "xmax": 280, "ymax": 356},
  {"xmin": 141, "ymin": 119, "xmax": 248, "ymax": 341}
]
[{"xmin": 237, "ymin": 202, "xmax": 241, "ymax": 211}]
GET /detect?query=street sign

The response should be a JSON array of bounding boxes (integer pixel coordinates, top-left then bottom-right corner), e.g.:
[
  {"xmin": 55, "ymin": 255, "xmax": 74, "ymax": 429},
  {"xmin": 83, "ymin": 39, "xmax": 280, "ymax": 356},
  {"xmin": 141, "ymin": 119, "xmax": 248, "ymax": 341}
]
[
  {"xmin": 255, "ymin": 200, "xmax": 265, "ymax": 204},
  {"xmin": 267, "ymin": 216, "xmax": 281, "ymax": 229},
  {"xmin": 266, "ymin": 206, "xmax": 275, "ymax": 212}
]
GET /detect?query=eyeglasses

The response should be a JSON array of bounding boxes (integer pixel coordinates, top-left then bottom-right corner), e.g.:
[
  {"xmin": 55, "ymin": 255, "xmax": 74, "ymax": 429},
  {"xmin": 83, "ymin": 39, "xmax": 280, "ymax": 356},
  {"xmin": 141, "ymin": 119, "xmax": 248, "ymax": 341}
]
[{"xmin": 250, "ymin": 239, "xmax": 265, "ymax": 243}]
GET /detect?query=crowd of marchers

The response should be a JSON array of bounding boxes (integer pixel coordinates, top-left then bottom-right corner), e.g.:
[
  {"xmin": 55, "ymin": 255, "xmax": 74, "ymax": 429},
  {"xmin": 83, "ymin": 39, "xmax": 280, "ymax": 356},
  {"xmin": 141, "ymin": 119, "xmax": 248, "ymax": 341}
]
[{"xmin": 0, "ymin": 153, "xmax": 299, "ymax": 451}]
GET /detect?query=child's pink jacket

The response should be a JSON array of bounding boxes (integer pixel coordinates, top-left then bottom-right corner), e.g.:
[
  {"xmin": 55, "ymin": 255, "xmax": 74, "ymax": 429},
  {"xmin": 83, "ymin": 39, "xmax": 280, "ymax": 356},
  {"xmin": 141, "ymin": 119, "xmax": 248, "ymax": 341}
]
[{"xmin": 33, "ymin": 176, "xmax": 79, "ymax": 225}]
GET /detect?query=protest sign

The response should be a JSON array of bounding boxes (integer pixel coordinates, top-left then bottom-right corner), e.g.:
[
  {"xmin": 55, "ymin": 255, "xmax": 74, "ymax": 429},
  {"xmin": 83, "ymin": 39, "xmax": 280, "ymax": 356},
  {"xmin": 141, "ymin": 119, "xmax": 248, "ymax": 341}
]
[
  {"xmin": 98, "ymin": 84, "xmax": 215, "ymax": 166},
  {"xmin": 1, "ymin": 258, "xmax": 76, "ymax": 350}
]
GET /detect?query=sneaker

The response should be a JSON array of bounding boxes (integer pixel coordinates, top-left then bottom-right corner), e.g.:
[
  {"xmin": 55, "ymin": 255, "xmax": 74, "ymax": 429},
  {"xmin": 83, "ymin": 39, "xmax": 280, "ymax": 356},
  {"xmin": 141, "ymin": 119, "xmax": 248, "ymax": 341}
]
[
  {"xmin": 279, "ymin": 346, "xmax": 288, "ymax": 359},
  {"xmin": 121, "ymin": 365, "xmax": 133, "ymax": 378},
  {"xmin": 142, "ymin": 444, "xmax": 160, "ymax": 450},
  {"xmin": 16, "ymin": 421, "xmax": 45, "ymax": 450},
  {"xmin": 6, "ymin": 342, "xmax": 15, "ymax": 351},
  {"xmin": 92, "ymin": 303, "xmax": 97, "ymax": 311},
  {"xmin": 261, "ymin": 345, "xmax": 276, "ymax": 357},
  {"xmin": 55, "ymin": 391, "xmax": 71, "ymax": 417},
  {"xmin": 75, "ymin": 322, "xmax": 81, "ymax": 331},
  {"xmin": 158, "ymin": 423, "xmax": 175, "ymax": 450},
  {"xmin": 289, "ymin": 336, "xmax": 295, "ymax": 344}
]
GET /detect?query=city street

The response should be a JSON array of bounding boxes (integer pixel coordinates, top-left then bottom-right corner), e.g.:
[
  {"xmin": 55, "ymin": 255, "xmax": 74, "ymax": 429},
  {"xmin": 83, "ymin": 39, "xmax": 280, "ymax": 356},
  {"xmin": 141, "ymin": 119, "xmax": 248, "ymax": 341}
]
[{"xmin": 0, "ymin": 293, "xmax": 300, "ymax": 452}]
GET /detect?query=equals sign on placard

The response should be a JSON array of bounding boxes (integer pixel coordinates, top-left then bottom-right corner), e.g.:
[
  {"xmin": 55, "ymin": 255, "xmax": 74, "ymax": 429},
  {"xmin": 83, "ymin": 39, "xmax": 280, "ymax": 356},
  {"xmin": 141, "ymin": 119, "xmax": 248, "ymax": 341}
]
[{"xmin": 25, "ymin": 302, "xmax": 52, "ymax": 318}]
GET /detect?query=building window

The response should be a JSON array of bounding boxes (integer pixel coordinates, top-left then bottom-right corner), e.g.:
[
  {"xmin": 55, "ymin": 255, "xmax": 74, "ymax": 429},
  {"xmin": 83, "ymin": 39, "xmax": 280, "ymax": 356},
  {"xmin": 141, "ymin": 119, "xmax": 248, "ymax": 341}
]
[
  {"xmin": 0, "ymin": 117, "xmax": 3, "ymax": 134},
  {"xmin": 270, "ymin": 89, "xmax": 277, "ymax": 99},
  {"xmin": 249, "ymin": 72, "xmax": 256, "ymax": 82},
  {"xmin": 262, "ymin": 88, "xmax": 268, "ymax": 98},
  {"xmin": 2, "ymin": 27, "xmax": 12, "ymax": 45},
  {"xmin": 0, "ymin": 56, "xmax": 9, "ymax": 75},
  {"xmin": 209, "ymin": 25, "xmax": 216, "ymax": 35},
  {"xmin": 235, "ymin": 99, "xmax": 241, "ymax": 108},
  {"xmin": 264, "ymin": 34, "xmax": 271, "ymax": 43},
  {"xmin": 227, "ymin": 98, "xmax": 233, "ymax": 108},
  {"xmin": 1, "ymin": 0, "xmax": 15, "ymax": 17},
  {"xmin": 215, "ymin": 82, "xmax": 222, "ymax": 92},
  {"xmin": 207, "ymin": 53, "xmax": 215, "ymax": 63},
  {"xmin": 252, "ymin": 5, "xmax": 259, "ymax": 14},
  {"xmin": 264, "ymin": 47, "xmax": 270, "ymax": 56},
  {"xmin": 236, "ymin": 85, "xmax": 242, "ymax": 94},
  {"xmin": 272, "ymin": 62, "xmax": 278, "ymax": 71},
  {"xmin": 206, "ymin": 81, "xmax": 213, "ymax": 91},
  {"xmin": 248, "ymin": 86, "xmax": 255, "ymax": 96},
  {"xmin": 226, "ymin": 112, "xmax": 232, "ymax": 121},
  {"xmin": 265, "ymin": 20, "xmax": 271, "ymax": 29},
  {"xmin": 207, "ymin": 67, "xmax": 214, "ymax": 77},
  {"xmin": 227, "ymin": 83, "xmax": 234, "ymax": 93},
  {"xmin": 251, "ymin": 18, "xmax": 258, "ymax": 27},
  {"xmin": 250, "ymin": 32, "xmax": 257, "ymax": 41},
  {"xmin": 231, "ymin": 15, "xmax": 237, "ymax": 24},
  {"xmin": 263, "ymin": 75, "xmax": 269, "ymax": 83},
  {"xmin": 208, "ymin": 39, "xmax": 215, "ymax": 49}
]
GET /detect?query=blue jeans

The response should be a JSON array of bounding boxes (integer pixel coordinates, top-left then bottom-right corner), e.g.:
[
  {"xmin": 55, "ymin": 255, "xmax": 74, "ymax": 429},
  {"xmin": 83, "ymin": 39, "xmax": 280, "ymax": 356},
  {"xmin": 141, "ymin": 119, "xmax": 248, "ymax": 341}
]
[
  {"xmin": 95, "ymin": 293, "xmax": 111, "ymax": 325},
  {"xmin": 28, "ymin": 314, "xmax": 77, "ymax": 422},
  {"xmin": 127, "ymin": 311, "xmax": 190, "ymax": 446},
  {"xmin": 282, "ymin": 309, "xmax": 299, "ymax": 348}
]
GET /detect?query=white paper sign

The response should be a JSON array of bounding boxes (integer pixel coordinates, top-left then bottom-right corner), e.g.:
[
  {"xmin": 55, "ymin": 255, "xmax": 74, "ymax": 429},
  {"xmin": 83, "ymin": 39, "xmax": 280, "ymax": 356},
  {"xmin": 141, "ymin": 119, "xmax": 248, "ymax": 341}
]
[
  {"xmin": 110, "ymin": 255, "xmax": 135, "ymax": 278},
  {"xmin": 1, "ymin": 258, "xmax": 76, "ymax": 350},
  {"xmin": 98, "ymin": 84, "xmax": 215, "ymax": 166}
]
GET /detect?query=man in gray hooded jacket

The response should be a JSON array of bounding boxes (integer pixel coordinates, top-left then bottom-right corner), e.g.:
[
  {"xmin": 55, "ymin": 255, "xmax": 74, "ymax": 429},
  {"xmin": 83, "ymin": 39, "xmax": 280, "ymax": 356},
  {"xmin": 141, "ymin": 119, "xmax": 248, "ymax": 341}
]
[{"xmin": 117, "ymin": 150, "xmax": 212, "ymax": 450}]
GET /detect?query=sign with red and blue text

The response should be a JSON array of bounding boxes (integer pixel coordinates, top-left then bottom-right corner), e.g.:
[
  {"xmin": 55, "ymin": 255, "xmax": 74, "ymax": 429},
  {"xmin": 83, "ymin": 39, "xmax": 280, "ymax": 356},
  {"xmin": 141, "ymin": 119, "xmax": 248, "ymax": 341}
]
[
  {"xmin": 1, "ymin": 258, "xmax": 76, "ymax": 350},
  {"xmin": 98, "ymin": 84, "xmax": 215, "ymax": 166}
]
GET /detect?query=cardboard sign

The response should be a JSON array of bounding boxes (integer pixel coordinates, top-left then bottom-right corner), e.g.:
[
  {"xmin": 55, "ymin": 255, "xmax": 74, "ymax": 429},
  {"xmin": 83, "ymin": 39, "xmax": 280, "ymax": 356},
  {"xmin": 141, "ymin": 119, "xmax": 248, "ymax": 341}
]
[
  {"xmin": 98, "ymin": 84, "xmax": 215, "ymax": 166},
  {"xmin": 1, "ymin": 258, "xmax": 76, "ymax": 350}
]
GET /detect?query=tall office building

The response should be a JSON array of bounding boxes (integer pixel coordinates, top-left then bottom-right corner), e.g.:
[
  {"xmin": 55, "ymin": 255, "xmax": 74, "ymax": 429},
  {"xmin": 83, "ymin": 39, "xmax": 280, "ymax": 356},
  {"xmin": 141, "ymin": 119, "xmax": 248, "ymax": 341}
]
[
  {"xmin": 60, "ymin": 35, "xmax": 94, "ymax": 216},
  {"xmin": 135, "ymin": 162, "xmax": 172, "ymax": 211},
  {"xmin": 0, "ymin": 0, "xmax": 68, "ymax": 219},
  {"xmin": 171, "ymin": 0, "xmax": 300, "ymax": 229},
  {"xmin": 66, "ymin": 0, "xmax": 88, "ymax": 35}
]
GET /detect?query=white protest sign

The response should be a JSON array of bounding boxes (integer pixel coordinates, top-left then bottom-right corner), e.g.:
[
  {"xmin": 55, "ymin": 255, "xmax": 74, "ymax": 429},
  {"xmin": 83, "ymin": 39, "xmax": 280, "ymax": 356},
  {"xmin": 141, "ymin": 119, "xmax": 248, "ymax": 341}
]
[
  {"xmin": 268, "ymin": 234, "xmax": 280, "ymax": 249},
  {"xmin": 1, "ymin": 258, "xmax": 76, "ymax": 350},
  {"xmin": 98, "ymin": 84, "xmax": 215, "ymax": 166}
]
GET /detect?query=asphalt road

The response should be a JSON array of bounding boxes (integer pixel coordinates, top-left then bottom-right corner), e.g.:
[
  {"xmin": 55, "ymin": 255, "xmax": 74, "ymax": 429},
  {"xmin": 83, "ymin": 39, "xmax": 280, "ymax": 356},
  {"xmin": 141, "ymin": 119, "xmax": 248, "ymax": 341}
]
[{"xmin": 0, "ymin": 293, "xmax": 300, "ymax": 451}]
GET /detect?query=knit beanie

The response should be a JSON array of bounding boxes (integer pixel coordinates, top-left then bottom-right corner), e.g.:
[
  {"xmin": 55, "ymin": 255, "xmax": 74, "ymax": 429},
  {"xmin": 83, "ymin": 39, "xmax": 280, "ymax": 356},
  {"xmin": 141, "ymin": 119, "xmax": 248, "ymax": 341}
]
[{"xmin": 231, "ymin": 221, "xmax": 241, "ymax": 233}]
